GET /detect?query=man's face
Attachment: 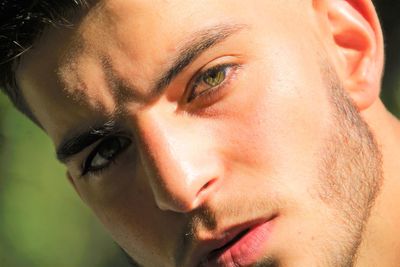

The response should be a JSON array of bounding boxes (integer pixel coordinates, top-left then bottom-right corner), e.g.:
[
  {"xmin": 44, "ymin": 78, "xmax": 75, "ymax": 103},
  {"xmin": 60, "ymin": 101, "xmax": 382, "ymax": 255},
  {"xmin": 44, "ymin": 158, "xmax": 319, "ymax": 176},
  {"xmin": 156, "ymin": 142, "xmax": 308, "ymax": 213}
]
[{"xmin": 17, "ymin": 0, "xmax": 382, "ymax": 266}]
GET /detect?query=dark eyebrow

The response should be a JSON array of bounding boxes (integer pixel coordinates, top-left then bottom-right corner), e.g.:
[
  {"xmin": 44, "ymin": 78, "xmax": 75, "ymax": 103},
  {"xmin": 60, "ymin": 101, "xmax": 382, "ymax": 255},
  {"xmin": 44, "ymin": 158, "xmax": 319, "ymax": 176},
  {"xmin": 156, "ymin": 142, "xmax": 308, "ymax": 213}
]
[
  {"xmin": 151, "ymin": 23, "xmax": 247, "ymax": 95},
  {"xmin": 56, "ymin": 23, "xmax": 246, "ymax": 163},
  {"xmin": 56, "ymin": 119, "xmax": 120, "ymax": 163}
]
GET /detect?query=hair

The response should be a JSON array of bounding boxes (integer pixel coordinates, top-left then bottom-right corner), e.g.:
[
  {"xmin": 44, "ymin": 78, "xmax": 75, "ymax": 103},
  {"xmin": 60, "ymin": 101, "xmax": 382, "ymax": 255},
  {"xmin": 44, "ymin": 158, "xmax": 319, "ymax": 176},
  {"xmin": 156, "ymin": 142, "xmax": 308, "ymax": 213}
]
[
  {"xmin": 0, "ymin": 4, "xmax": 259, "ymax": 266},
  {"xmin": 0, "ymin": 0, "xmax": 90, "ymax": 124},
  {"xmin": 1, "ymin": 1, "xmax": 143, "ymax": 265}
]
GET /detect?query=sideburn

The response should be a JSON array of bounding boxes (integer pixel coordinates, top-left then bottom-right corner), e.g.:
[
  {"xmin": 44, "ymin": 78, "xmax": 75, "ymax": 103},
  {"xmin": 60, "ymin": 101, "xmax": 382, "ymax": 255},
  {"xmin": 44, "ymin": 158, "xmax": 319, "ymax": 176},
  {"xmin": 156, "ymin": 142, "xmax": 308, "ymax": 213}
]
[{"xmin": 316, "ymin": 61, "xmax": 383, "ymax": 267}]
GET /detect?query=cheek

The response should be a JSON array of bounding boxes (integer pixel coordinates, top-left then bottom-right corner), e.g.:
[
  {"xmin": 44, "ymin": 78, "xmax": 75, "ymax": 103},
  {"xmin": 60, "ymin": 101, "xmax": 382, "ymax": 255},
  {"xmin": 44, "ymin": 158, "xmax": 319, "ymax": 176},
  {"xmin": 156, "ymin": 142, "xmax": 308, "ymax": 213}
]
[
  {"xmin": 74, "ymin": 163, "xmax": 181, "ymax": 265},
  {"xmin": 213, "ymin": 49, "xmax": 334, "ymax": 200}
]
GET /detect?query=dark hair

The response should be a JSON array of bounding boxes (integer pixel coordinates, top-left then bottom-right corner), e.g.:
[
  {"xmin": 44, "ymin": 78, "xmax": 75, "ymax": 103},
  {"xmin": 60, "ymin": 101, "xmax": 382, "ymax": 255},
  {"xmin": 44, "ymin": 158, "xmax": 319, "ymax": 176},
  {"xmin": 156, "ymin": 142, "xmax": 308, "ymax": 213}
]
[
  {"xmin": 0, "ymin": 2, "xmax": 143, "ymax": 266},
  {"xmin": 0, "ymin": 0, "xmax": 89, "ymax": 123}
]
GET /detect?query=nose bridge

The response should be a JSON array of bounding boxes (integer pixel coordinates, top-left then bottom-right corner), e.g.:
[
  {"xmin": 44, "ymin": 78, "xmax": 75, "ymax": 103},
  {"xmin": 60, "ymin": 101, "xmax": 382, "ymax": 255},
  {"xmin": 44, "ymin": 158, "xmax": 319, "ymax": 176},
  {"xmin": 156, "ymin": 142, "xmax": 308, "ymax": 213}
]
[{"xmin": 136, "ymin": 110, "xmax": 221, "ymax": 212}]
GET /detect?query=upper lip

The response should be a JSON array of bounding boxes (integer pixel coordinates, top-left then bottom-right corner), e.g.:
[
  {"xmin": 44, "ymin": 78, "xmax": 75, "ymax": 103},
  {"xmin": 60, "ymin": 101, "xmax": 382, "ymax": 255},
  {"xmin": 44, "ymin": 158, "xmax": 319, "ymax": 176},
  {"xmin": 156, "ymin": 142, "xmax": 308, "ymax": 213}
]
[{"xmin": 182, "ymin": 214, "xmax": 277, "ymax": 267}]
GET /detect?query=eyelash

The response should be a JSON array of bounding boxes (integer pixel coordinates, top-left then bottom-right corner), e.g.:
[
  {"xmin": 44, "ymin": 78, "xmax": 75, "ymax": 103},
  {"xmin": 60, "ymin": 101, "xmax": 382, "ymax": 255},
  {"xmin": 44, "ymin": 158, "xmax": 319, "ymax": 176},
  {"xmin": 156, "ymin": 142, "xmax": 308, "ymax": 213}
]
[
  {"xmin": 81, "ymin": 136, "xmax": 132, "ymax": 177},
  {"xmin": 187, "ymin": 63, "xmax": 240, "ymax": 104},
  {"xmin": 79, "ymin": 64, "xmax": 240, "ymax": 177},
  {"xmin": 81, "ymin": 158, "xmax": 110, "ymax": 178}
]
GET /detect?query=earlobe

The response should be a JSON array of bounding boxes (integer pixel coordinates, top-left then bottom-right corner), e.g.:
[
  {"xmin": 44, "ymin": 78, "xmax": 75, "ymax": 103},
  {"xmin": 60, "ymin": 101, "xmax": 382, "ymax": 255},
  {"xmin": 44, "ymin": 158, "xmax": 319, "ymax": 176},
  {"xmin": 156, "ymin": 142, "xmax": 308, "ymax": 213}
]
[{"xmin": 319, "ymin": 0, "xmax": 384, "ymax": 111}]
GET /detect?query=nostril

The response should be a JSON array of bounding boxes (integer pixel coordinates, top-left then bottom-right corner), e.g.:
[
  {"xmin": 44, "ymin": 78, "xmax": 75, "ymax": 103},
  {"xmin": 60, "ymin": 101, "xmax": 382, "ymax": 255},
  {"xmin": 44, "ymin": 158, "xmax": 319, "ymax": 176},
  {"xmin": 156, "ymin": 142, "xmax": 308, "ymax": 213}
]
[{"xmin": 196, "ymin": 178, "xmax": 218, "ymax": 198}]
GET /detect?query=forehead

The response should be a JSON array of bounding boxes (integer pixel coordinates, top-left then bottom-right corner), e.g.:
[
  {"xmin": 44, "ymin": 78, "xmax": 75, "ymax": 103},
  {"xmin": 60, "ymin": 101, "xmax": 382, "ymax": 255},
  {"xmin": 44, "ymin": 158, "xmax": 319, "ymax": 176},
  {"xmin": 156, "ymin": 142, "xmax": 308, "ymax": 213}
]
[{"xmin": 16, "ymin": 0, "xmax": 308, "ymax": 144}]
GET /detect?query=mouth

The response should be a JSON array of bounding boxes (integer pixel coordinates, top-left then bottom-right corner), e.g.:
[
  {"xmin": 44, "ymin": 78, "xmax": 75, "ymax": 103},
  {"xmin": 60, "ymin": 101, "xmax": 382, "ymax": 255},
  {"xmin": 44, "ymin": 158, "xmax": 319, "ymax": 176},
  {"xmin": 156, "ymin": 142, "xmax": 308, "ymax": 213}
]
[{"xmin": 198, "ymin": 215, "xmax": 277, "ymax": 267}]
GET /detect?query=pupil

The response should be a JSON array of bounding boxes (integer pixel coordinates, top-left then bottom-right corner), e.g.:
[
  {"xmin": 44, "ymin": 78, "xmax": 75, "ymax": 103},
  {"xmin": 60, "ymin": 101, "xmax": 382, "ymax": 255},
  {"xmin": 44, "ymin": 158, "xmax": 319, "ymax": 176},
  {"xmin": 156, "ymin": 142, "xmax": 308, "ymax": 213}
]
[
  {"xmin": 99, "ymin": 139, "xmax": 120, "ymax": 159},
  {"xmin": 204, "ymin": 69, "xmax": 225, "ymax": 86},
  {"xmin": 209, "ymin": 70, "xmax": 218, "ymax": 78}
]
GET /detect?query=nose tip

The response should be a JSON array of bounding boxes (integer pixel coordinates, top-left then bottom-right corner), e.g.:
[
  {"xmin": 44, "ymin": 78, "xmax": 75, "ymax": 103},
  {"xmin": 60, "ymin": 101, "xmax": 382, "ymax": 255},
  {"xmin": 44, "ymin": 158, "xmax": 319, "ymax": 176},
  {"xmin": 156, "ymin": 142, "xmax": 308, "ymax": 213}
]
[
  {"xmin": 136, "ymin": 111, "xmax": 223, "ymax": 213},
  {"xmin": 155, "ymin": 176, "xmax": 220, "ymax": 212},
  {"xmin": 144, "ymin": 149, "xmax": 223, "ymax": 212}
]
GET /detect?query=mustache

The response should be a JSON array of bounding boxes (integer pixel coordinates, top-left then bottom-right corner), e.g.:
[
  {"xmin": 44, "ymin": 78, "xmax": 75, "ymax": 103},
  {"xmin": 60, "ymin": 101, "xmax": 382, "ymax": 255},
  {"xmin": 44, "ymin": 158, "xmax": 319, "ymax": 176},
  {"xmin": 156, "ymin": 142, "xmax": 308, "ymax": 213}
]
[
  {"xmin": 174, "ymin": 195, "xmax": 282, "ymax": 265},
  {"xmin": 186, "ymin": 194, "xmax": 281, "ymax": 236}
]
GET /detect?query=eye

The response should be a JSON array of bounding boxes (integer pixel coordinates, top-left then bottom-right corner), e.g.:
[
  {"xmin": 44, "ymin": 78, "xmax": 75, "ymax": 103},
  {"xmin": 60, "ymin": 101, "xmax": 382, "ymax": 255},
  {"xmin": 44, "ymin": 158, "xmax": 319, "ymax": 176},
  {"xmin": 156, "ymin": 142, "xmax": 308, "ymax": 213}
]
[
  {"xmin": 82, "ymin": 136, "xmax": 131, "ymax": 176},
  {"xmin": 203, "ymin": 67, "xmax": 226, "ymax": 87},
  {"xmin": 187, "ymin": 64, "xmax": 236, "ymax": 102}
]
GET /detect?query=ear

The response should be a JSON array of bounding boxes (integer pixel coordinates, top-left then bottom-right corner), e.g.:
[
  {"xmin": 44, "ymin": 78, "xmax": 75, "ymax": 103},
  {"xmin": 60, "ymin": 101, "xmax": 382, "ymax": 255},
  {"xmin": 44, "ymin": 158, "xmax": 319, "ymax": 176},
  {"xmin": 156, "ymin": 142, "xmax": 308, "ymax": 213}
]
[{"xmin": 313, "ymin": 0, "xmax": 384, "ymax": 111}]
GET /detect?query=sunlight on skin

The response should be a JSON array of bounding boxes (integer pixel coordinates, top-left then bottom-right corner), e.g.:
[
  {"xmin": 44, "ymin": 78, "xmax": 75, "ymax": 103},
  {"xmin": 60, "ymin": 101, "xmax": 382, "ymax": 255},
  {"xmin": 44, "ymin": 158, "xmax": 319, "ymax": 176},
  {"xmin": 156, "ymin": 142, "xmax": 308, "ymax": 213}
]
[{"xmin": 14, "ymin": 0, "xmax": 400, "ymax": 266}]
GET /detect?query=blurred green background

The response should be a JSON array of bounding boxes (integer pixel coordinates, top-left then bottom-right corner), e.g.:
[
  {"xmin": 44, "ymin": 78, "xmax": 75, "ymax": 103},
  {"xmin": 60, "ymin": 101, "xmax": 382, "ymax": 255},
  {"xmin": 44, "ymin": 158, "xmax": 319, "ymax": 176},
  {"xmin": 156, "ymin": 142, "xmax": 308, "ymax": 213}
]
[{"xmin": 0, "ymin": 1, "xmax": 399, "ymax": 267}]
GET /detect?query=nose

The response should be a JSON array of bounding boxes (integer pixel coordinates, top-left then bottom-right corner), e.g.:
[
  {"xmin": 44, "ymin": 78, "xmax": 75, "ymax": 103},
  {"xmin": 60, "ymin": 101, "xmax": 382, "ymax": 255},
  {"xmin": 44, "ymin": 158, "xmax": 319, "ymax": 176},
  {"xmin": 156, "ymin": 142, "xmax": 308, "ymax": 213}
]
[{"xmin": 135, "ymin": 109, "xmax": 223, "ymax": 212}]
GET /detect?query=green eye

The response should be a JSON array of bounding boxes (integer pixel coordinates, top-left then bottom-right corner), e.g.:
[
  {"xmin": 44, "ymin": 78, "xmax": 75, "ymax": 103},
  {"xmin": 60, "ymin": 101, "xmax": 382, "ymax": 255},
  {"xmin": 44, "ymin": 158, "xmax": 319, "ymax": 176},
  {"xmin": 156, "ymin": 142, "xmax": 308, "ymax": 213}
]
[
  {"xmin": 187, "ymin": 63, "xmax": 238, "ymax": 103},
  {"xmin": 203, "ymin": 68, "xmax": 226, "ymax": 87}
]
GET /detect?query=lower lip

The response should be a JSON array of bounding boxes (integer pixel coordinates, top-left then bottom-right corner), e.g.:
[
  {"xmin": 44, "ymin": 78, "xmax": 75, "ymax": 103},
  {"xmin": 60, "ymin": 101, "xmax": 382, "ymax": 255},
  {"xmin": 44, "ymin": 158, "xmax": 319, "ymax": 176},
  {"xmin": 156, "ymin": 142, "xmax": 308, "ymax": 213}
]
[{"xmin": 205, "ymin": 218, "xmax": 276, "ymax": 267}]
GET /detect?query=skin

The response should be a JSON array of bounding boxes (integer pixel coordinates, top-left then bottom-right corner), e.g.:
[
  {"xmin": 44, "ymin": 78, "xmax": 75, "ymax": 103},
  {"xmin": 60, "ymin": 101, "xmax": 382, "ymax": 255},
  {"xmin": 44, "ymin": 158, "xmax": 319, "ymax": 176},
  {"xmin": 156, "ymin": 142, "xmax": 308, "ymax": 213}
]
[{"xmin": 14, "ymin": 0, "xmax": 400, "ymax": 266}]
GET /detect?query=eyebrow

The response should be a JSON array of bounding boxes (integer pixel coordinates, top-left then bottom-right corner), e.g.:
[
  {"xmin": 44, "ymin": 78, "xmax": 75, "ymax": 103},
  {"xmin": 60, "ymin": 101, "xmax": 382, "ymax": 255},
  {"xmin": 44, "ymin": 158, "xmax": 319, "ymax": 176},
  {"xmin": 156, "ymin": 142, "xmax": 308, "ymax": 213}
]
[
  {"xmin": 56, "ymin": 23, "xmax": 247, "ymax": 163},
  {"xmin": 152, "ymin": 23, "xmax": 247, "ymax": 95},
  {"xmin": 56, "ymin": 119, "xmax": 120, "ymax": 163}
]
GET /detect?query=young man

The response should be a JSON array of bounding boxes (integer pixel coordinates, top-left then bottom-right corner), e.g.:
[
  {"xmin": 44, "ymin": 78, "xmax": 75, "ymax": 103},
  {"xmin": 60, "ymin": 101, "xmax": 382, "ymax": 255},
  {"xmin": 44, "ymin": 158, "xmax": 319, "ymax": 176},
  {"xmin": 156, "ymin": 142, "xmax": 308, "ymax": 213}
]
[{"xmin": 1, "ymin": 0, "xmax": 399, "ymax": 266}]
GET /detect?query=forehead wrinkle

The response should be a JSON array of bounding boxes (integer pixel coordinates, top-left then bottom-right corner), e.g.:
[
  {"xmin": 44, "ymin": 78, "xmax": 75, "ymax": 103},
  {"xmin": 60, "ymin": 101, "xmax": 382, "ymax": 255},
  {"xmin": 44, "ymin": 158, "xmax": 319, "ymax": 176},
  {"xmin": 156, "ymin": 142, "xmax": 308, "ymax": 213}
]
[
  {"xmin": 101, "ymin": 52, "xmax": 151, "ymax": 107},
  {"xmin": 55, "ymin": 4, "xmax": 248, "ymax": 118}
]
